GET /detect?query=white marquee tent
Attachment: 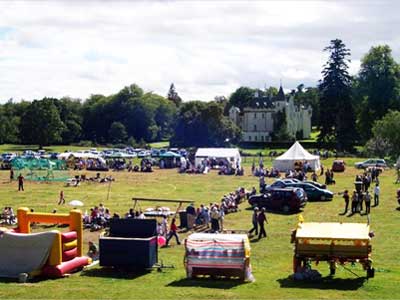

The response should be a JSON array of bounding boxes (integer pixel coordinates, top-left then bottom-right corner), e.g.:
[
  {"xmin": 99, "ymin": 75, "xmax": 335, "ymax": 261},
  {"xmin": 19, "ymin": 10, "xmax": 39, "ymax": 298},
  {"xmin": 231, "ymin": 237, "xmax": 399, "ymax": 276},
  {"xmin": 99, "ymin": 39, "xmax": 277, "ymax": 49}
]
[
  {"xmin": 195, "ymin": 148, "xmax": 241, "ymax": 168},
  {"xmin": 273, "ymin": 141, "xmax": 320, "ymax": 171}
]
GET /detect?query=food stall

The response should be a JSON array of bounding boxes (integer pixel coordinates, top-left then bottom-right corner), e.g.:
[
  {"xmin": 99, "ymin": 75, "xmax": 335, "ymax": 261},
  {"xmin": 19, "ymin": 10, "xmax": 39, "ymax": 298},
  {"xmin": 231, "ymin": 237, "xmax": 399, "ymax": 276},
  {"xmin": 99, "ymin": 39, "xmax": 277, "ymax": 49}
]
[{"xmin": 291, "ymin": 222, "xmax": 374, "ymax": 278}]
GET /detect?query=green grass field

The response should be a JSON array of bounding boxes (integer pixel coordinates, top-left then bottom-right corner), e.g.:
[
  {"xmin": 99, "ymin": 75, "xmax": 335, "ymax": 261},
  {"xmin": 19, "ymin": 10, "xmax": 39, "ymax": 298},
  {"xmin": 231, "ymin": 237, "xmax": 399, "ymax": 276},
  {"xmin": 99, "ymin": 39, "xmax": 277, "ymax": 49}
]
[{"xmin": 0, "ymin": 157, "xmax": 399, "ymax": 299}]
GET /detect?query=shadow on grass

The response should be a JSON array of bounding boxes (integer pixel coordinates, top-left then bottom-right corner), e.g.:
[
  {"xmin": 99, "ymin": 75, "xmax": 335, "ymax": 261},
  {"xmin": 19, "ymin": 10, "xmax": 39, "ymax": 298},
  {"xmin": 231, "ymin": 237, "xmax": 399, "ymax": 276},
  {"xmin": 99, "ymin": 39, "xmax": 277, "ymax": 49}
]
[
  {"xmin": 277, "ymin": 276, "xmax": 366, "ymax": 291},
  {"xmin": 167, "ymin": 277, "xmax": 245, "ymax": 289},
  {"xmin": 244, "ymin": 206, "xmax": 303, "ymax": 216},
  {"xmin": 0, "ymin": 275, "xmax": 62, "ymax": 284},
  {"xmin": 81, "ymin": 267, "xmax": 149, "ymax": 280}
]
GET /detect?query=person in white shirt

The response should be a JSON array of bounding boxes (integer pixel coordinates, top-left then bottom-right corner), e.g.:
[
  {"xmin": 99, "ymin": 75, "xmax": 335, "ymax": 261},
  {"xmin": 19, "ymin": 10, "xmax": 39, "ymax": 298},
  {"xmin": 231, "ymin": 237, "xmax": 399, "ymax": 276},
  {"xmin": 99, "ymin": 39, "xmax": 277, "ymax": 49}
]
[
  {"xmin": 373, "ymin": 183, "xmax": 380, "ymax": 206},
  {"xmin": 161, "ymin": 215, "xmax": 168, "ymax": 237}
]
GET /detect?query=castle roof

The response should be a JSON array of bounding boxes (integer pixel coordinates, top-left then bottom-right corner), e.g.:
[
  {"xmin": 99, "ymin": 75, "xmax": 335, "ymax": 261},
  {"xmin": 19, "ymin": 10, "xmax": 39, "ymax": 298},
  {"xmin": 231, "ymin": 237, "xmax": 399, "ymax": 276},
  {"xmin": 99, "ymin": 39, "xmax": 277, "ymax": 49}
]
[{"xmin": 276, "ymin": 85, "xmax": 286, "ymax": 101}]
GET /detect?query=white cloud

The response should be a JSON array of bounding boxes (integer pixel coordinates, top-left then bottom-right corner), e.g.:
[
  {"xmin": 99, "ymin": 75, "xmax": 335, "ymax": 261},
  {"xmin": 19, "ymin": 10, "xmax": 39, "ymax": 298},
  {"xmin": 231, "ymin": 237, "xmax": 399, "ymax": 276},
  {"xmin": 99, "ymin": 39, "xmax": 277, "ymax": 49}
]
[{"xmin": 0, "ymin": 1, "xmax": 399, "ymax": 102}]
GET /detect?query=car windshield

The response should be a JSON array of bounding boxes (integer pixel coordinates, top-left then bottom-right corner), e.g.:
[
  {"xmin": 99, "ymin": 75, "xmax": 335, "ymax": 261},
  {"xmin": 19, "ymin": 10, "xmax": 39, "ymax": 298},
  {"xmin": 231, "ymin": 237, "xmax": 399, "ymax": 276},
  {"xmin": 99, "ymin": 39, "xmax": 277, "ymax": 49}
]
[{"xmin": 272, "ymin": 181, "xmax": 285, "ymax": 188}]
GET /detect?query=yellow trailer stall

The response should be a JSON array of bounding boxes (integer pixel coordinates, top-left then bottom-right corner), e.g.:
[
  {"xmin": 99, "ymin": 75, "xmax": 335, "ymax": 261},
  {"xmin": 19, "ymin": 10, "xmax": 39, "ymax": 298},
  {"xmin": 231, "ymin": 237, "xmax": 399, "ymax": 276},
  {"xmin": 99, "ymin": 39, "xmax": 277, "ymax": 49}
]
[{"xmin": 291, "ymin": 222, "xmax": 374, "ymax": 278}]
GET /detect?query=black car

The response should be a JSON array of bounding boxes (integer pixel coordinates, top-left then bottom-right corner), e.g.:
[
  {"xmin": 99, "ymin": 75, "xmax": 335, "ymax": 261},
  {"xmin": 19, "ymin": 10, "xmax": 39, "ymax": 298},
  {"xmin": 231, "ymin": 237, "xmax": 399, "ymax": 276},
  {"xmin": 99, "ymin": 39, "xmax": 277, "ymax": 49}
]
[
  {"xmin": 268, "ymin": 180, "xmax": 333, "ymax": 201},
  {"xmin": 248, "ymin": 187, "xmax": 307, "ymax": 213}
]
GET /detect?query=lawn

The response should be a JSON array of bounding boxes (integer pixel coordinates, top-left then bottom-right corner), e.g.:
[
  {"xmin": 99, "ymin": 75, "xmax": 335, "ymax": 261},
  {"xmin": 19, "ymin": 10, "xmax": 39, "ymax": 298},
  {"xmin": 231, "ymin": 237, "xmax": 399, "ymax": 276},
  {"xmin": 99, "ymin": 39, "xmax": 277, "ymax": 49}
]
[{"xmin": 0, "ymin": 157, "xmax": 399, "ymax": 299}]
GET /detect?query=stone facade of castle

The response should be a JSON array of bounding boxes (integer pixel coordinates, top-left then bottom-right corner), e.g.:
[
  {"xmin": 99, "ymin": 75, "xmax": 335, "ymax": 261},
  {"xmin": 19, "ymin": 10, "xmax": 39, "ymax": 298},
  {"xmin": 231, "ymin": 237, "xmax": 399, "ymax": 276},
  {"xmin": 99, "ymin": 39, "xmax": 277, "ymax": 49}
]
[{"xmin": 229, "ymin": 86, "xmax": 312, "ymax": 142}]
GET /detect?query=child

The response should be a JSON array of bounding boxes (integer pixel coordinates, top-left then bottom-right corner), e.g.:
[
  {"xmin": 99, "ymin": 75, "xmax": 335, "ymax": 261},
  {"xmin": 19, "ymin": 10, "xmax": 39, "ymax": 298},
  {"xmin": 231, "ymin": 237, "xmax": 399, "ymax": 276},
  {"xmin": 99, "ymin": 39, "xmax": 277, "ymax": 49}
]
[
  {"xmin": 87, "ymin": 241, "xmax": 99, "ymax": 260},
  {"xmin": 58, "ymin": 190, "xmax": 65, "ymax": 205},
  {"xmin": 166, "ymin": 218, "xmax": 180, "ymax": 246}
]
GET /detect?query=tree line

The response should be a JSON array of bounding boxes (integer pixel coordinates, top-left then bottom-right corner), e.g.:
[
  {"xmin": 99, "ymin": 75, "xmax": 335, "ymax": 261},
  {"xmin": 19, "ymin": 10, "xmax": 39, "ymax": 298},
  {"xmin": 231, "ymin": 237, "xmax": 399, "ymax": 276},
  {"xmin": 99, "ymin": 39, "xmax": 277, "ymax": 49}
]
[
  {"xmin": 0, "ymin": 40, "xmax": 399, "ymax": 152},
  {"xmin": 0, "ymin": 83, "xmax": 239, "ymax": 148}
]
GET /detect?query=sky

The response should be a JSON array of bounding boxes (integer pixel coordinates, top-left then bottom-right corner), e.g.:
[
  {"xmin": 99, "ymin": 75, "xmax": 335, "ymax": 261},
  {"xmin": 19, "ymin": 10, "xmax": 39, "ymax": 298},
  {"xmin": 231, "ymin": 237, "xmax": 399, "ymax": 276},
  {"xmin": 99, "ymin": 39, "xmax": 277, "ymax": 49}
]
[{"xmin": 0, "ymin": 1, "xmax": 399, "ymax": 103}]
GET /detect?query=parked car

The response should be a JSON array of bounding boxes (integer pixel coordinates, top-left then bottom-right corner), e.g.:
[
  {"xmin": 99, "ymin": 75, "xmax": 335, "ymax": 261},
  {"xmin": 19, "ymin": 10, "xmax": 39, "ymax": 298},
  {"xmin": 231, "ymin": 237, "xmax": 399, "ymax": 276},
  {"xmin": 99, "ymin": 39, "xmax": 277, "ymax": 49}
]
[
  {"xmin": 138, "ymin": 150, "xmax": 151, "ymax": 158},
  {"xmin": 355, "ymin": 159, "xmax": 387, "ymax": 169},
  {"xmin": 332, "ymin": 160, "xmax": 345, "ymax": 172},
  {"xmin": 268, "ymin": 180, "xmax": 333, "ymax": 201},
  {"xmin": 248, "ymin": 187, "xmax": 307, "ymax": 213},
  {"xmin": 151, "ymin": 149, "xmax": 160, "ymax": 157},
  {"xmin": 22, "ymin": 150, "xmax": 38, "ymax": 159}
]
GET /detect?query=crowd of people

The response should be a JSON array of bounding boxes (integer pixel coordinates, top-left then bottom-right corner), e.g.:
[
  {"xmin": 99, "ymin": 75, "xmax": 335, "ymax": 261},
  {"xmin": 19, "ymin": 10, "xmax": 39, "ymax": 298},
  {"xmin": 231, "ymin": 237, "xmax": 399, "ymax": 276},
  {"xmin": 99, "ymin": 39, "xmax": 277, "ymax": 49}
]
[
  {"xmin": 252, "ymin": 160, "xmax": 280, "ymax": 178},
  {"xmin": 83, "ymin": 203, "xmax": 112, "ymax": 230},
  {"xmin": 340, "ymin": 170, "xmax": 381, "ymax": 216},
  {"xmin": 1, "ymin": 207, "xmax": 16, "ymax": 225}
]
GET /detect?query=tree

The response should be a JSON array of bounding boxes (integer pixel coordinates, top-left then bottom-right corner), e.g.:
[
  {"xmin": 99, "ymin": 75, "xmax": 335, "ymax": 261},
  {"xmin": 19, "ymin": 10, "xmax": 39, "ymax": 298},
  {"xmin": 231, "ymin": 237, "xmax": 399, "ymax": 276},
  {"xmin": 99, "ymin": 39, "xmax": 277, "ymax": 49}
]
[
  {"xmin": 20, "ymin": 98, "xmax": 65, "ymax": 148},
  {"xmin": 228, "ymin": 87, "xmax": 255, "ymax": 110},
  {"xmin": 54, "ymin": 97, "xmax": 83, "ymax": 144},
  {"xmin": 170, "ymin": 101, "xmax": 240, "ymax": 147},
  {"xmin": 354, "ymin": 45, "xmax": 400, "ymax": 141},
  {"xmin": 108, "ymin": 121, "xmax": 127, "ymax": 144},
  {"xmin": 167, "ymin": 83, "xmax": 182, "ymax": 106},
  {"xmin": 369, "ymin": 110, "xmax": 400, "ymax": 158},
  {"xmin": 318, "ymin": 39, "xmax": 356, "ymax": 150}
]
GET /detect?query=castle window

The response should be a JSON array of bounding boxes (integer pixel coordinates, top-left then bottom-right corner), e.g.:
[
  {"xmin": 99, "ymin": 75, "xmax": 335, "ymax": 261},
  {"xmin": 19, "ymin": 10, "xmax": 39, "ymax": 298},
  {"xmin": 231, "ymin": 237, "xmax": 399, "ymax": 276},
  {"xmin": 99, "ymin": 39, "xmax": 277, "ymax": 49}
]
[
  {"xmin": 249, "ymin": 136, "xmax": 252, "ymax": 141},
  {"xmin": 261, "ymin": 135, "xmax": 264, "ymax": 141},
  {"xmin": 254, "ymin": 125, "xmax": 257, "ymax": 131},
  {"xmin": 255, "ymin": 136, "xmax": 258, "ymax": 141},
  {"xmin": 262, "ymin": 113, "xmax": 265, "ymax": 119}
]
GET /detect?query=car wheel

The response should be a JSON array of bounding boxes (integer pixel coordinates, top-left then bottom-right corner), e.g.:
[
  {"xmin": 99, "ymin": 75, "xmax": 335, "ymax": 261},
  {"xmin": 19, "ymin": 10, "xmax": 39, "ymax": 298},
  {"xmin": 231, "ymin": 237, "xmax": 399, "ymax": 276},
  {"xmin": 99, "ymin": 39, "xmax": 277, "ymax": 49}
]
[
  {"xmin": 282, "ymin": 204, "xmax": 290, "ymax": 214},
  {"xmin": 321, "ymin": 196, "xmax": 326, "ymax": 201}
]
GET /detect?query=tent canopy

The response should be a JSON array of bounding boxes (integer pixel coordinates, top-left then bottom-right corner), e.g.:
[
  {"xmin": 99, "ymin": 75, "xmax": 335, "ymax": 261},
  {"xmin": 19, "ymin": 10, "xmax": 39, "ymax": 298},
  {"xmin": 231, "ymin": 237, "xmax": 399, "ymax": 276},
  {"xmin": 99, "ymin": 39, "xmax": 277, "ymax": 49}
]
[
  {"xmin": 273, "ymin": 141, "xmax": 320, "ymax": 171},
  {"xmin": 194, "ymin": 148, "xmax": 241, "ymax": 168}
]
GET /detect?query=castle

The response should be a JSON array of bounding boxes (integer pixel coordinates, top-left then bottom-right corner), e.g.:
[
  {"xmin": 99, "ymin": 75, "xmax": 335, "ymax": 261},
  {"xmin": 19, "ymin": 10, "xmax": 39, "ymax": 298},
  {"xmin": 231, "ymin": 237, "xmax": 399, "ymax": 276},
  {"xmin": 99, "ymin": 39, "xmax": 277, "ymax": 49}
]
[{"xmin": 229, "ymin": 85, "xmax": 312, "ymax": 142}]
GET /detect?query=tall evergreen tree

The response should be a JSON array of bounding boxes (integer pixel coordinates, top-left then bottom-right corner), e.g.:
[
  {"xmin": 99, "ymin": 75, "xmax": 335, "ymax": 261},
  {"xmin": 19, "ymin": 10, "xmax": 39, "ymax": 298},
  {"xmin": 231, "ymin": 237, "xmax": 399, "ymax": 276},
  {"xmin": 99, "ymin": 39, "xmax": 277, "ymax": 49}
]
[
  {"xmin": 318, "ymin": 39, "xmax": 355, "ymax": 150},
  {"xmin": 167, "ymin": 83, "xmax": 182, "ymax": 106}
]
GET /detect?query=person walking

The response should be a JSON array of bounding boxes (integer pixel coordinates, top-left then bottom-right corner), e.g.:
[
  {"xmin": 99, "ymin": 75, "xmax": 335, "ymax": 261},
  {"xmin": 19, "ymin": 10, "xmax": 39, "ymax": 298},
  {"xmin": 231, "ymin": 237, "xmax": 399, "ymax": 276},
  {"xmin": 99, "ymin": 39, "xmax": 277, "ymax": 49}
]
[
  {"xmin": 259, "ymin": 176, "xmax": 266, "ymax": 193},
  {"xmin": 311, "ymin": 172, "xmax": 318, "ymax": 182},
  {"xmin": 58, "ymin": 190, "xmax": 65, "ymax": 205},
  {"xmin": 343, "ymin": 190, "xmax": 350, "ymax": 214},
  {"xmin": 359, "ymin": 191, "xmax": 364, "ymax": 212},
  {"xmin": 248, "ymin": 207, "xmax": 259, "ymax": 237},
  {"xmin": 219, "ymin": 208, "xmax": 225, "ymax": 231},
  {"xmin": 257, "ymin": 207, "xmax": 268, "ymax": 239},
  {"xmin": 351, "ymin": 190, "xmax": 358, "ymax": 214},
  {"xmin": 166, "ymin": 218, "xmax": 181, "ymax": 246},
  {"xmin": 365, "ymin": 191, "xmax": 371, "ymax": 214},
  {"xmin": 17, "ymin": 173, "xmax": 24, "ymax": 191},
  {"xmin": 10, "ymin": 168, "xmax": 14, "ymax": 182},
  {"xmin": 373, "ymin": 183, "xmax": 380, "ymax": 206},
  {"xmin": 186, "ymin": 203, "xmax": 196, "ymax": 230},
  {"xmin": 210, "ymin": 207, "xmax": 220, "ymax": 232},
  {"xmin": 161, "ymin": 215, "xmax": 168, "ymax": 237}
]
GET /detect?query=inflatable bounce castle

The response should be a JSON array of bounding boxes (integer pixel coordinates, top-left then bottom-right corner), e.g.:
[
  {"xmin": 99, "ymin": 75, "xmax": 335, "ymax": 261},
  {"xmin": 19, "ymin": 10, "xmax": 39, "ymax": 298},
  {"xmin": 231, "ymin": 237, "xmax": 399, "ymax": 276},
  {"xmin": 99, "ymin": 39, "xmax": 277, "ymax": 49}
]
[{"xmin": 0, "ymin": 208, "xmax": 91, "ymax": 279}]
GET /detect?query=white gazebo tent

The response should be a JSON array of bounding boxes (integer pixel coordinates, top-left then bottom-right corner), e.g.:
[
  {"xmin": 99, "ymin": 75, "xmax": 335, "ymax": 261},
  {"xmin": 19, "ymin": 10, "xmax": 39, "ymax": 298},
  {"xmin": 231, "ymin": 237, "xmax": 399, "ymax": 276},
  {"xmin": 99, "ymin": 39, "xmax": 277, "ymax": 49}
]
[
  {"xmin": 195, "ymin": 148, "xmax": 241, "ymax": 169},
  {"xmin": 273, "ymin": 141, "xmax": 320, "ymax": 171}
]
